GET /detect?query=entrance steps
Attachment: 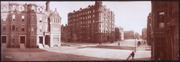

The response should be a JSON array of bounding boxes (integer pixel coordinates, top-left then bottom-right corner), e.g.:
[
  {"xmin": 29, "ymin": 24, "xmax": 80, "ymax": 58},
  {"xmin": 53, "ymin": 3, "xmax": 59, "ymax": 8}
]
[
  {"xmin": 1, "ymin": 43, "xmax": 7, "ymax": 49},
  {"xmin": 20, "ymin": 44, "xmax": 25, "ymax": 49},
  {"xmin": 38, "ymin": 44, "xmax": 44, "ymax": 49},
  {"xmin": 44, "ymin": 45, "xmax": 50, "ymax": 48}
]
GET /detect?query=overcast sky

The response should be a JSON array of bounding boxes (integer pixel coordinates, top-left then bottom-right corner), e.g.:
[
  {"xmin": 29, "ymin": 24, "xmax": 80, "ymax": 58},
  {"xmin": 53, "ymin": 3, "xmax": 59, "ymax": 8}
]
[{"xmin": 2, "ymin": 1, "xmax": 151, "ymax": 35}]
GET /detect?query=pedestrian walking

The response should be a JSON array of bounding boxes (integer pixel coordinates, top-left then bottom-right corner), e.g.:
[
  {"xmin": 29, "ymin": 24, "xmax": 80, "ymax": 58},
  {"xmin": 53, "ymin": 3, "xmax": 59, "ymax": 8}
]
[
  {"xmin": 118, "ymin": 42, "xmax": 120, "ymax": 46},
  {"xmin": 137, "ymin": 41, "xmax": 141, "ymax": 47},
  {"xmin": 130, "ymin": 51, "xmax": 135, "ymax": 60}
]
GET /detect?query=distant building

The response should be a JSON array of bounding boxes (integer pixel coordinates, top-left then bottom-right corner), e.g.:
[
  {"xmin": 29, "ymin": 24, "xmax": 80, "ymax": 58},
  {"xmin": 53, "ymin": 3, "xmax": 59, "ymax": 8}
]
[
  {"xmin": 142, "ymin": 28, "xmax": 147, "ymax": 40},
  {"xmin": 1, "ymin": 1, "xmax": 61, "ymax": 48},
  {"xmin": 134, "ymin": 32, "xmax": 141, "ymax": 40},
  {"xmin": 115, "ymin": 27, "xmax": 120, "ymax": 41},
  {"xmin": 115, "ymin": 27, "xmax": 124, "ymax": 41},
  {"xmin": 147, "ymin": 12, "xmax": 152, "ymax": 46},
  {"xmin": 61, "ymin": 24, "xmax": 70, "ymax": 42},
  {"xmin": 68, "ymin": 1, "xmax": 115, "ymax": 43},
  {"xmin": 119, "ymin": 27, "xmax": 124, "ymax": 40},
  {"xmin": 151, "ymin": 1, "xmax": 179, "ymax": 60},
  {"xmin": 124, "ymin": 30, "xmax": 134, "ymax": 39}
]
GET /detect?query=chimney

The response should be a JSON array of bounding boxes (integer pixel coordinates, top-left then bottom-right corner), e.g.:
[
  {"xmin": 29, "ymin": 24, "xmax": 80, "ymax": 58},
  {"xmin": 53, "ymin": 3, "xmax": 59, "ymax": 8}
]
[{"xmin": 46, "ymin": 1, "xmax": 50, "ymax": 11}]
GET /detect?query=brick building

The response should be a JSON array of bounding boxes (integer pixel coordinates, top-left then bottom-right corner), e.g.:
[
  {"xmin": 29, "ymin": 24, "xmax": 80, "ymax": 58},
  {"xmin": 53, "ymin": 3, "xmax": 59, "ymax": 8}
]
[
  {"xmin": 142, "ymin": 28, "xmax": 147, "ymax": 41},
  {"xmin": 124, "ymin": 30, "xmax": 134, "ymax": 39},
  {"xmin": 68, "ymin": 1, "xmax": 115, "ymax": 43},
  {"xmin": 1, "ymin": 1, "xmax": 61, "ymax": 48},
  {"xmin": 147, "ymin": 12, "xmax": 152, "ymax": 46},
  {"xmin": 115, "ymin": 27, "xmax": 124, "ymax": 41},
  {"xmin": 61, "ymin": 24, "xmax": 70, "ymax": 42},
  {"xmin": 151, "ymin": 1, "xmax": 179, "ymax": 60}
]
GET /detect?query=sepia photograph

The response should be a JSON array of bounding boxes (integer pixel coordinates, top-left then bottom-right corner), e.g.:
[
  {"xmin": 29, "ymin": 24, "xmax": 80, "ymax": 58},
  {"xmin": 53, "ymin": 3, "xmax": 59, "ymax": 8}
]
[{"xmin": 1, "ymin": 1, "xmax": 179, "ymax": 61}]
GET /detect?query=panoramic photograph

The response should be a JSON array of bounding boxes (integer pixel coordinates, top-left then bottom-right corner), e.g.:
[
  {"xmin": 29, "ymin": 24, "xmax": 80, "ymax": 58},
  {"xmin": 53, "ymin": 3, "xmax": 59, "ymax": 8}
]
[{"xmin": 1, "ymin": 1, "xmax": 179, "ymax": 61}]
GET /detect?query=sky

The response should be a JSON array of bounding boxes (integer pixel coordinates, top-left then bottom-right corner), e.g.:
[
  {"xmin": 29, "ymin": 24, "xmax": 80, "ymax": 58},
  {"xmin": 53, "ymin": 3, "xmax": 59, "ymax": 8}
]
[{"xmin": 2, "ymin": 1, "xmax": 151, "ymax": 35}]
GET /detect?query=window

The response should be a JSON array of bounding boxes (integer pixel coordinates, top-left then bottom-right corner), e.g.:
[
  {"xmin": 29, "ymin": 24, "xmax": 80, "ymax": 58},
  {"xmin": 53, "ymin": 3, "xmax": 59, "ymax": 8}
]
[
  {"xmin": 31, "ymin": 25, "xmax": 34, "ymax": 31},
  {"xmin": 22, "ymin": 28, "xmax": 25, "ymax": 31},
  {"xmin": 39, "ymin": 18, "xmax": 42, "ymax": 22},
  {"xmin": 22, "ymin": 15, "xmax": 24, "ymax": 22},
  {"xmin": 22, "ymin": 25, "xmax": 24, "ymax": 31},
  {"xmin": 12, "ymin": 25, "xmax": 15, "ymax": 31},
  {"xmin": 3, "ymin": 26, "xmax": 6, "ymax": 30},
  {"xmin": 12, "ymin": 15, "xmax": 15, "ymax": 21}
]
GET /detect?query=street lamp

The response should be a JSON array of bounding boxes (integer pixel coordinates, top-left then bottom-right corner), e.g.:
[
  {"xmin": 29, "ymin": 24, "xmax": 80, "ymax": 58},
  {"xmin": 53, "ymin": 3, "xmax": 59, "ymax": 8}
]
[{"xmin": 135, "ymin": 38, "xmax": 136, "ymax": 51}]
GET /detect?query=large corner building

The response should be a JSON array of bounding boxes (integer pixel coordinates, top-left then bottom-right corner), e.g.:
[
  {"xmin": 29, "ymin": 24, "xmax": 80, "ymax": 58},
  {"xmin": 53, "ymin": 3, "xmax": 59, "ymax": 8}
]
[
  {"xmin": 150, "ymin": 1, "xmax": 179, "ymax": 60},
  {"xmin": 68, "ymin": 1, "xmax": 115, "ymax": 43},
  {"xmin": 1, "ymin": 1, "xmax": 61, "ymax": 48}
]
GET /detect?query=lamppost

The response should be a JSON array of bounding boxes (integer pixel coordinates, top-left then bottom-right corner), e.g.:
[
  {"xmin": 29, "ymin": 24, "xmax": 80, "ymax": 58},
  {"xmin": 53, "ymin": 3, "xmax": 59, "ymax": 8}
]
[{"xmin": 135, "ymin": 38, "xmax": 136, "ymax": 51}]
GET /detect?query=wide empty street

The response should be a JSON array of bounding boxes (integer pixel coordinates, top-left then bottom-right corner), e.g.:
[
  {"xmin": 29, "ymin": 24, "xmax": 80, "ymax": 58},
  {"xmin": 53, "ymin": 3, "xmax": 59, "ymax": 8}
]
[{"xmin": 2, "ymin": 39, "xmax": 151, "ymax": 61}]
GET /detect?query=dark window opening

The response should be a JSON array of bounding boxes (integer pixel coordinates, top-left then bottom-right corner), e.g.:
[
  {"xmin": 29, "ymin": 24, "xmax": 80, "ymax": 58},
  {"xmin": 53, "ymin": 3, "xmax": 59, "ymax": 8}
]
[
  {"xmin": 20, "ymin": 36, "xmax": 25, "ymax": 44},
  {"xmin": 3, "ymin": 27, "xmax": 6, "ymax": 30},
  {"xmin": 22, "ymin": 19, "xmax": 24, "ymax": 22},
  {"xmin": 22, "ymin": 28, "xmax": 24, "ymax": 31},
  {"xmin": 16, "ymin": 27, "xmax": 18, "ymax": 31},
  {"xmin": 2, "ymin": 36, "xmax": 7, "ymax": 43},
  {"xmin": 12, "ymin": 25, "xmax": 15, "ymax": 31}
]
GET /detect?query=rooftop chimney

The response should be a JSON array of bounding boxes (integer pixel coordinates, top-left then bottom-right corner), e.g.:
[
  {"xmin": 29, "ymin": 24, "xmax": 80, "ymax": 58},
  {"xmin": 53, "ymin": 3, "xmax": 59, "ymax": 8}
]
[{"xmin": 46, "ymin": 1, "xmax": 50, "ymax": 11}]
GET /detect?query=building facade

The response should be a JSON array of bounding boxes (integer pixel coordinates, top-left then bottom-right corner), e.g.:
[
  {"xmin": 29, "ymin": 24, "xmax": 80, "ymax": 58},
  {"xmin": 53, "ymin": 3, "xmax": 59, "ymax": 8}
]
[
  {"xmin": 119, "ymin": 27, "xmax": 124, "ymax": 40},
  {"xmin": 151, "ymin": 1, "xmax": 179, "ymax": 60},
  {"xmin": 68, "ymin": 1, "xmax": 115, "ymax": 43},
  {"xmin": 147, "ymin": 12, "xmax": 153, "ymax": 46},
  {"xmin": 61, "ymin": 24, "xmax": 70, "ymax": 42},
  {"xmin": 142, "ymin": 28, "xmax": 147, "ymax": 41},
  {"xmin": 124, "ymin": 30, "xmax": 134, "ymax": 39},
  {"xmin": 115, "ymin": 27, "xmax": 124, "ymax": 41},
  {"xmin": 115, "ymin": 27, "xmax": 120, "ymax": 41},
  {"xmin": 1, "ymin": 1, "xmax": 61, "ymax": 48}
]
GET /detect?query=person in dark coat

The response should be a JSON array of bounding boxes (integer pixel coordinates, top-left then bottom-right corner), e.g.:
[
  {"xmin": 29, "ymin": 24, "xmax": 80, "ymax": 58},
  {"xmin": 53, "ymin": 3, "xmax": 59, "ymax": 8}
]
[
  {"xmin": 137, "ymin": 41, "xmax": 141, "ymax": 47},
  {"xmin": 118, "ymin": 42, "xmax": 120, "ymax": 46},
  {"xmin": 130, "ymin": 51, "xmax": 135, "ymax": 60}
]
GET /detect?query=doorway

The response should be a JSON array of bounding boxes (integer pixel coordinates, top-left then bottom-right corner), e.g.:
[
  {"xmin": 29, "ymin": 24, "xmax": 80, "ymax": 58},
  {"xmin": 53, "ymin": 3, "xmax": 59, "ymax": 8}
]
[
  {"xmin": 39, "ymin": 37, "xmax": 43, "ymax": 44},
  {"xmin": 20, "ymin": 36, "xmax": 25, "ymax": 44},
  {"xmin": 45, "ymin": 35, "xmax": 50, "ymax": 46},
  {"xmin": 2, "ymin": 36, "xmax": 7, "ymax": 43}
]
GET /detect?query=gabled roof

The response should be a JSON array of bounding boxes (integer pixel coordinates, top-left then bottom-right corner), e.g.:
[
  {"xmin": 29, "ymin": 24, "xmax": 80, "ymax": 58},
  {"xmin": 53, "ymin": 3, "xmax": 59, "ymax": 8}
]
[{"xmin": 49, "ymin": 8, "xmax": 61, "ymax": 18}]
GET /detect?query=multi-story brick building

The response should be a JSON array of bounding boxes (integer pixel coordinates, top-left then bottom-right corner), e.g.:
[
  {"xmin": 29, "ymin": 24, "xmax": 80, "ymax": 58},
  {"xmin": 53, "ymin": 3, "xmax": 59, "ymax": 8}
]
[
  {"xmin": 124, "ymin": 30, "xmax": 134, "ymax": 39},
  {"xmin": 61, "ymin": 24, "xmax": 70, "ymax": 42},
  {"xmin": 147, "ymin": 12, "xmax": 153, "ymax": 46},
  {"xmin": 115, "ymin": 27, "xmax": 120, "ymax": 41},
  {"xmin": 115, "ymin": 27, "xmax": 124, "ymax": 41},
  {"xmin": 68, "ymin": 1, "xmax": 115, "ymax": 43},
  {"xmin": 1, "ymin": 1, "xmax": 61, "ymax": 48},
  {"xmin": 151, "ymin": 1, "xmax": 179, "ymax": 60}
]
